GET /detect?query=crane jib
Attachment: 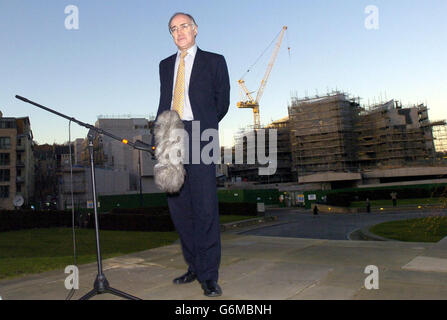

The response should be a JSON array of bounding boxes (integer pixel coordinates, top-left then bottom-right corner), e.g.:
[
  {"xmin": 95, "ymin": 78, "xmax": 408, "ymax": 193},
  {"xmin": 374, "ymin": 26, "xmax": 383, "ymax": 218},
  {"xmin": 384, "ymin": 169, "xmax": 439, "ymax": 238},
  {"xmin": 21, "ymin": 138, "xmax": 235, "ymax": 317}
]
[{"xmin": 237, "ymin": 26, "xmax": 288, "ymax": 129}]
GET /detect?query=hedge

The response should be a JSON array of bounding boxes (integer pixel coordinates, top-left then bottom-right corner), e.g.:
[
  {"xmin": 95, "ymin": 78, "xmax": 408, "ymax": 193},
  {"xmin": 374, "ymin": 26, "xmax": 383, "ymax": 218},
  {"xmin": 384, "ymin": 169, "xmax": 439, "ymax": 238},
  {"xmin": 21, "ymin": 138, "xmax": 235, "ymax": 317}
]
[
  {"xmin": 0, "ymin": 202, "xmax": 258, "ymax": 232},
  {"xmin": 91, "ymin": 213, "xmax": 175, "ymax": 232},
  {"xmin": 0, "ymin": 210, "xmax": 73, "ymax": 232},
  {"xmin": 321, "ymin": 185, "xmax": 447, "ymax": 207},
  {"xmin": 0, "ymin": 210, "xmax": 173, "ymax": 232},
  {"xmin": 110, "ymin": 202, "xmax": 258, "ymax": 216}
]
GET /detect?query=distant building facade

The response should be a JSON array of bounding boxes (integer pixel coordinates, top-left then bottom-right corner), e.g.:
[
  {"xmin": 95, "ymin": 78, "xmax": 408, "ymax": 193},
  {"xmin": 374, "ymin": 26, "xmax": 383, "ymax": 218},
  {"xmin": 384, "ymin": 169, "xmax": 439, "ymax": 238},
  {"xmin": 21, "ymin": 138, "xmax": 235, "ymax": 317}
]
[
  {"xmin": 0, "ymin": 114, "xmax": 34, "ymax": 209},
  {"xmin": 34, "ymin": 143, "xmax": 59, "ymax": 209},
  {"xmin": 77, "ymin": 118, "xmax": 158, "ymax": 196},
  {"xmin": 34, "ymin": 141, "xmax": 133, "ymax": 210}
]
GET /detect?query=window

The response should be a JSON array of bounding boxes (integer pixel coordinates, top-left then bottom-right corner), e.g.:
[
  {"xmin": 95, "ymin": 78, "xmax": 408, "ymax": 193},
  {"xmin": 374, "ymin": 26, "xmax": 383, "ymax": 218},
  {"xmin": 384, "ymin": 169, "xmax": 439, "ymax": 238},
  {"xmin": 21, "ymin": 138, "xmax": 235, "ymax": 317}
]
[
  {"xmin": 0, "ymin": 137, "xmax": 11, "ymax": 149},
  {"xmin": 0, "ymin": 169, "xmax": 10, "ymax": 182},
  {"xmin": 0, "ymin": 120, "xmax": 15, "ymax": 129},
  {"xmin": 0, "ymin": 186, "xmax": 9, "ymax": 198},
  {"xmin": 0, "ymin": 153, "xmax": 10, "ymax": 165}
]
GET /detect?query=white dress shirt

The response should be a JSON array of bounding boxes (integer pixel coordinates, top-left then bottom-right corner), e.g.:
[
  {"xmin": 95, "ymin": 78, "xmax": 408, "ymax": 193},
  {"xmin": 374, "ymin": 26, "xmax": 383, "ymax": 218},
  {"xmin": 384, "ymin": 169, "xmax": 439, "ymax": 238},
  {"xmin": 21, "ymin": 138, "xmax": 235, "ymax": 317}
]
[{"xmin": 170, "ymin": 44, "xmax": 197, "ymax": 121}]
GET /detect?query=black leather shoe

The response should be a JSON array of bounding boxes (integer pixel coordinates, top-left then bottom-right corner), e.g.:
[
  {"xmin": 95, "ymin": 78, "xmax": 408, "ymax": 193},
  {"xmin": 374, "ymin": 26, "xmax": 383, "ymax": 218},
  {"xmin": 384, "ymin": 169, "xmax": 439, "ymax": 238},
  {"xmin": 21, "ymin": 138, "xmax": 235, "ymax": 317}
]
[
  {"xmin": 173, "ymin": 271, "xmax": 197, "ymax": 284},
  {"xmin": 201, "ymin": 280, "xmax": 222, "ymax": 297}
]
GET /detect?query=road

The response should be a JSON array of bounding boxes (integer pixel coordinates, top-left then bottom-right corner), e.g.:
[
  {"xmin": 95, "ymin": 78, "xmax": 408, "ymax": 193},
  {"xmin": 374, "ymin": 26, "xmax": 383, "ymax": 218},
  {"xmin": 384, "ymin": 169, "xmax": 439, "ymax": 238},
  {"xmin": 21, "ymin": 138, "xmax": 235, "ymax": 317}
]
[{"xmin": 241, "ymin": 208, "xmax": 447, "ymax": 240}]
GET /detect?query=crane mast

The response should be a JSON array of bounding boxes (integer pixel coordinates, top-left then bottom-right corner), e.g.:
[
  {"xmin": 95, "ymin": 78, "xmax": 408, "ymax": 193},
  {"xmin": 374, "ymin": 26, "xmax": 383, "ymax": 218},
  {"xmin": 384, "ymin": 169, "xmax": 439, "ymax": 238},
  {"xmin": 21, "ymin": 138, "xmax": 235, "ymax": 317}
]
[{"xmin": 237, "ymin": 26, "xmax": 287, "ymax": 129}]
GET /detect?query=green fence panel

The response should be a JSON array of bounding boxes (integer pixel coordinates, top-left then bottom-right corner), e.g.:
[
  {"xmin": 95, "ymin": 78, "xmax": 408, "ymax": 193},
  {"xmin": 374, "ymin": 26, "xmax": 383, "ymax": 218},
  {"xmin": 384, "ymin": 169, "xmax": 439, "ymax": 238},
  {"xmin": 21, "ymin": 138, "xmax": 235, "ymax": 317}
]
[
  {"xmin": 303, "ymin": 183, "xmax": 447, "ymax": 209},
  {"xmin": 98, "ymin": 189, "xmax": 281, "ymax": 212},
  {"xmin": 98, "ymin": 193, "xmax": 168, "ymax": 212}
]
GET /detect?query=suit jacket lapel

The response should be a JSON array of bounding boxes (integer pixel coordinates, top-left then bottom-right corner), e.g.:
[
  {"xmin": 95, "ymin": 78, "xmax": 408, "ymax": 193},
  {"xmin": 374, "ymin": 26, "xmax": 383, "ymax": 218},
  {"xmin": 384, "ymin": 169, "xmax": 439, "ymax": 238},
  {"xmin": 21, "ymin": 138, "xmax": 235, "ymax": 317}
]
[
  {"xmin": 189, "ymin": 47, "xmax": 205, "ymax": 92},
  {"xmin": 166, "ymin": 53, "xmax": 176, "ymax": 94}
]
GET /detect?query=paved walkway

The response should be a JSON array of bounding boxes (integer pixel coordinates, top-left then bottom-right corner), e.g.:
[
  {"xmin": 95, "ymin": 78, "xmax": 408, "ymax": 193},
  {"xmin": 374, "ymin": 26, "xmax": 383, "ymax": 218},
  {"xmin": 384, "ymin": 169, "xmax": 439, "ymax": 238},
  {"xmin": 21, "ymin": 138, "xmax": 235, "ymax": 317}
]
[{"xmin": 1, "ymin": 218, "xmax": 447, "ymax": 300}]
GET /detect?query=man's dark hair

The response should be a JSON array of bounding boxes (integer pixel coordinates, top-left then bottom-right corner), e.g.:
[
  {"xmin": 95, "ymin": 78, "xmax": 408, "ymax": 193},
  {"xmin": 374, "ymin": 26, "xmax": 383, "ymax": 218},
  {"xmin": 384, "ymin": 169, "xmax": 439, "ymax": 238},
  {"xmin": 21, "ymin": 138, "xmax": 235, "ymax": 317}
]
[{"xmin": 168, "ymin": 12, "xmax": 197, "ymax": 31}]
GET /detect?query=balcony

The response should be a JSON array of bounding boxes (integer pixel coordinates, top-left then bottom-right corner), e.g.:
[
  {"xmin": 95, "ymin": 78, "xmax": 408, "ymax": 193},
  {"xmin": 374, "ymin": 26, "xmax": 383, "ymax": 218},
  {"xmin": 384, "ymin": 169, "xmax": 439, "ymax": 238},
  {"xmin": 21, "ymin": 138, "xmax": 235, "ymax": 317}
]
[
  {"xmin": 0, "ymin": 144, "xmax": 11, "ymax": 150},
  {"xmin": 16, "ymin": 161, "xmax": 25, "ymax": 167}
]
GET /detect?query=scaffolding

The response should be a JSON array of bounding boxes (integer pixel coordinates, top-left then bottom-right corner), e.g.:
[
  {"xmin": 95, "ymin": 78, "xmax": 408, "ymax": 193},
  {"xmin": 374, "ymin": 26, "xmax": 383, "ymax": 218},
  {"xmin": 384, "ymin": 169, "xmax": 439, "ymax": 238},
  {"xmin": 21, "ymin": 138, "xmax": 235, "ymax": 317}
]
[
  {"xmin": 229, "ymin": 116, "xmax": 295, "ymax": 183},
  {"xmin": 229, "ymin": 91, "xmax": 446, "ymax": 182},
  {"xmin": 288, "ymin": 92, "xmax": 360, "ymax": 175},
  {"xmin": 432, "ymin": 121, "xmax": 447, "ymax": 154},
  {"xmin": 288, "ymin": 92, "xmax": 442, "ymax": 176},
  {"xmin": 355, "ymin": 100, "xmax": 436, "ymax": 168}
]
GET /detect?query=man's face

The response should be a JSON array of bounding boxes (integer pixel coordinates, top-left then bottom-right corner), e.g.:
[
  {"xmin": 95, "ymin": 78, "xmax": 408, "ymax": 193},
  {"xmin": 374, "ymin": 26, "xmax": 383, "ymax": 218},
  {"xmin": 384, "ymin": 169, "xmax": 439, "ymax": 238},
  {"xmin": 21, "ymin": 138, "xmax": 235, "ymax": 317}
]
[{"xmin": 170, "ymin": 14, "xmax": 197, "ymax": 51}]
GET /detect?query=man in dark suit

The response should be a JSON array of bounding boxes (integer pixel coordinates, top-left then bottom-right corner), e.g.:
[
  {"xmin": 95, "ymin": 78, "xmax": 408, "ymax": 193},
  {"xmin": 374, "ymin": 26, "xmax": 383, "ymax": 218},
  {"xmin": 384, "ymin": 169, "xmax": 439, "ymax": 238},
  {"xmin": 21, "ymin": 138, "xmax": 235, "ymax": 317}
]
[{"xmin": 155, "ymin": 12, "xmax": 230, "ymax": 297}]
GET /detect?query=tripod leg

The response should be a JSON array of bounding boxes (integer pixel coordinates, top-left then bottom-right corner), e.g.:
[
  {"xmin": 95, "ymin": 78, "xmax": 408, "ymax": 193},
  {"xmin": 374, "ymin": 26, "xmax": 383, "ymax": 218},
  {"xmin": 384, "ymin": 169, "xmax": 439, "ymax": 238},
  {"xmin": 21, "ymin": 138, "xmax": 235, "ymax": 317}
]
[
  {"xmin": 106, "ymin": 287, "xmax": 142, "ymax": 300},
  {"xmin": 79, "ymin": 289, "xmax": 98, "ymax": 300},
  {"xmin": 77, "ymin": 133, "xmax": 142, "ymax": 301},
  {"xmin": 65, "ymin": 288, "xmax": 76, "ymax": 300}
]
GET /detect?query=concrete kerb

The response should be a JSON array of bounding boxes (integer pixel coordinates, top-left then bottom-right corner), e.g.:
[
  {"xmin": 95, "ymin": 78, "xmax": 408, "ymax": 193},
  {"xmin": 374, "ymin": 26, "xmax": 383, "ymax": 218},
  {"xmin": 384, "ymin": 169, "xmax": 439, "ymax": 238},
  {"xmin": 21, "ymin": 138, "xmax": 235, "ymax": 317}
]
[
  {"xmin": 220, "ymin": 215, "xmax": 278, "ymax": 232},
  {"xmin": 348, "ymin": 226, "xmax": 398, "ymax": 242},
  {"xmin": 349, "ymin": 226, "xmax": 447, "ymax": 247}
]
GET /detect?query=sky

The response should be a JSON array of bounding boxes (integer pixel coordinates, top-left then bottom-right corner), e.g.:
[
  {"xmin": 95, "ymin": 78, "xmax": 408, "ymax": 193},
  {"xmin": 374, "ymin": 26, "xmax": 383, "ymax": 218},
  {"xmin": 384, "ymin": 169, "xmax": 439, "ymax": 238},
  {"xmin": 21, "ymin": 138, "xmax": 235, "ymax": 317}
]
[{"xmin": 0, "ymin": 0, "xmax": 446, "ymax": 147}]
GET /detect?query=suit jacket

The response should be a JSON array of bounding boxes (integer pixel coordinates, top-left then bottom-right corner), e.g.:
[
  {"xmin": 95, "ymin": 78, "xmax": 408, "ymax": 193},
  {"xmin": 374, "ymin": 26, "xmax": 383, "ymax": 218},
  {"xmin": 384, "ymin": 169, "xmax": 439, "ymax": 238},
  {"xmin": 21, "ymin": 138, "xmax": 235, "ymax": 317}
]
[{"xmin": 155, "ymin": 47, "xmax": 230, "ymax": 133}]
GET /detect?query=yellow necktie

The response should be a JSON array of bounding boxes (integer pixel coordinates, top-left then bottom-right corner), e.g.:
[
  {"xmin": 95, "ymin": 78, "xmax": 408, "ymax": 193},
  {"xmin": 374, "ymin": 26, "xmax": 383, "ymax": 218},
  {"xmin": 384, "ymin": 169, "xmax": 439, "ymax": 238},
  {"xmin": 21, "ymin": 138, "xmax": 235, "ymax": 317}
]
[{"xmin": 172, "ymin": 51, "xmax": 188, "ymax": 119}]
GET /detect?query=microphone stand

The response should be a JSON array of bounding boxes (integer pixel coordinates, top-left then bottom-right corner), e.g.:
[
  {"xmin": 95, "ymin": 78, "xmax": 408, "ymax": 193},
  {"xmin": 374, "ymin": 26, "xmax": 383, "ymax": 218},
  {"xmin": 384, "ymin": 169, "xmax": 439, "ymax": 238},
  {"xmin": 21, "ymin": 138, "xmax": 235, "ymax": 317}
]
[{"xmin": 16, "ymin": 95, "xmax": 154, "ymax": 300}]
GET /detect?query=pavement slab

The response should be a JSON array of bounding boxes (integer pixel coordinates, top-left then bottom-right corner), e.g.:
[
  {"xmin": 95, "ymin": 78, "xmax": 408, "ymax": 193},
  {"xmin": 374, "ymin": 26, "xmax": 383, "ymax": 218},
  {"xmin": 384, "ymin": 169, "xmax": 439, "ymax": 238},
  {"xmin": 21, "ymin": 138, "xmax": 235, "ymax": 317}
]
[
  {"xmin": 353, "ymin": 281, "xmax": 447, "ymax": 300},
  {"xmin": 290, "ymin": 284, "xmax": 359, "ymax": 300},
  {"xmin": 402, "ymin": 256, "xmax": 447, "ymax": 273}
]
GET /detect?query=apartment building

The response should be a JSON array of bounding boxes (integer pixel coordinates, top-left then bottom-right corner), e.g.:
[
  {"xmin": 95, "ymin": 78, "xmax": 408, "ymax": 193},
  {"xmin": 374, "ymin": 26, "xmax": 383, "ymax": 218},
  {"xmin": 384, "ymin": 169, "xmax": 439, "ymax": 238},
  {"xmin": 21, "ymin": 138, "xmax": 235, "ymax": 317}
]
[{"xmin": 0, "ymin": 114, "xmax": 34, "ymax": 209}]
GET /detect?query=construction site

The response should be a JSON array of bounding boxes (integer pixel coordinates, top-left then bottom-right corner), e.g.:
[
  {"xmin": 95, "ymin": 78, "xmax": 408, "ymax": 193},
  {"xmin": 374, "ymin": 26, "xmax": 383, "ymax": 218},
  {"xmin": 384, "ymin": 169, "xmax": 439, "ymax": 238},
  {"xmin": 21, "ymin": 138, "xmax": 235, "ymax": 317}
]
[
  {"xmin": 224, "ymin": 24, "xmax": 447, "ymax": 190},
  {"xmin": 288, "ymin": 92, "xmax": 360, "ymax": 176},
  {"xmin": 229, "ymin": 91, "xmax": 447, "ymax": 190},
  {"xmin": 228, "ymin": 115, "xmax": 294, "ymax": 184}
]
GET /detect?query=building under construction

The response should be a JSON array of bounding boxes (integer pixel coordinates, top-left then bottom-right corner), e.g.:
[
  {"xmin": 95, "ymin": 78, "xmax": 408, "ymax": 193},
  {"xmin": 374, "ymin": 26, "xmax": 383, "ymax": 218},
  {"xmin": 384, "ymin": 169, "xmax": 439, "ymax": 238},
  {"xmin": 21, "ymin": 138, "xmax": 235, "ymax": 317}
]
[
  {"xmin": 227, "ymin": 115, "xmax": 295, "ymax": 184},
  {"xmin": 288, "ymin": 92, "xmax": 360, "ymax": 176},
  {"xmin": 228, "ymin": 91, "xmax": 447, "ymax": 187},
  {"xmin": 264, "ymin": 116, "xmax": 295, "ymax": 182},
  {"xmin": 355, "ymin": 100, "xmax": 436, "ymax": 169},
  {"xmin": 288, "ymin": 92, "xmax": 447, "ymax": 187}
]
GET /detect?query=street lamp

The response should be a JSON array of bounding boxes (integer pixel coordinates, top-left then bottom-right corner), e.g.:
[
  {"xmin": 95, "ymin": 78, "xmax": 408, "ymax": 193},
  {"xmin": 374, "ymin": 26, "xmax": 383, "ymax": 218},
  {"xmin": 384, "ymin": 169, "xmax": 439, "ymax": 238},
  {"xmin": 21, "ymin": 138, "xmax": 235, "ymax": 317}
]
[{"xmin": 138, "ymin": 150, "xmax": 143, "ymax": 207}]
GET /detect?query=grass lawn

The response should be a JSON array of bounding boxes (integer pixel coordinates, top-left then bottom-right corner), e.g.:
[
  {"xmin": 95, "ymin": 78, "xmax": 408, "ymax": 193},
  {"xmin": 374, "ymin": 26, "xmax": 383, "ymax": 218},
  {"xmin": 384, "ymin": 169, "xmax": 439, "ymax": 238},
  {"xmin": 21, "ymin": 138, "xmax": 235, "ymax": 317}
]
[
  {"xmin": 0, "ymin": 215, "xmax": 255, "ymax": 280},
  {"xmin": 350, "ymin": 197, "xmax": 446, "ymax": 208},
  {"xmin": 369, "ymin": 216, "xmax": 447, "ymax": 242},
  {"xmin": 0, "ymin": 228, "xmax": 179, "ymax": 280}
]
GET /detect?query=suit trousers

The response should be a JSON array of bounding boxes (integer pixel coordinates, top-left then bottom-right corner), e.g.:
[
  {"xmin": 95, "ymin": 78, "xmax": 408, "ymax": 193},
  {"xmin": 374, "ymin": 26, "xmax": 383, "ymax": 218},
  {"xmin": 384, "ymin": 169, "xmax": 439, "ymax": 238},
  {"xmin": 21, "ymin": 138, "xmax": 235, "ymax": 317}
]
[{"xmin": 167, "ymin": 120, "xmax": 221, "ymax": 283}]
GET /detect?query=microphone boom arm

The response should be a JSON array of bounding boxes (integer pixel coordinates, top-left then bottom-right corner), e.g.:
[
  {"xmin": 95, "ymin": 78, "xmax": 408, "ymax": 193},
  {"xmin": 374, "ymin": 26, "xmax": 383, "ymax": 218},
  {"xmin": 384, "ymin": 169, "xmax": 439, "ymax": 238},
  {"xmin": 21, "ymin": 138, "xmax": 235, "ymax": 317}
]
[{"xmin": 15, "ymin": 95, "xmax": 154, "ymax": 155}]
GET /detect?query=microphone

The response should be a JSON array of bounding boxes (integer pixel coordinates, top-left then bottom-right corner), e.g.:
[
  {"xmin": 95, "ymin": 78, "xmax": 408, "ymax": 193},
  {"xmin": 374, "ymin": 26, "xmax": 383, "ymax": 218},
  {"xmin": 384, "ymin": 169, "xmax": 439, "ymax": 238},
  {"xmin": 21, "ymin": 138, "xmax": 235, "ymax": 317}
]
[{"xmin": 153, "ymin": 110, "xmax": 186, "ymax": 193}]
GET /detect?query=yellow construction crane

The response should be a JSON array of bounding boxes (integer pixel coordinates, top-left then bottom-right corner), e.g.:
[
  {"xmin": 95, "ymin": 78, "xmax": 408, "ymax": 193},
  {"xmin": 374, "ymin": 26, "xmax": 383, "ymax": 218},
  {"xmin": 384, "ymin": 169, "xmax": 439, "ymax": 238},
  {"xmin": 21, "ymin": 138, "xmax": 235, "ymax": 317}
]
[{"xmin": 237, "ymin": 26, "xmax": 288, "ymax": 129}]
